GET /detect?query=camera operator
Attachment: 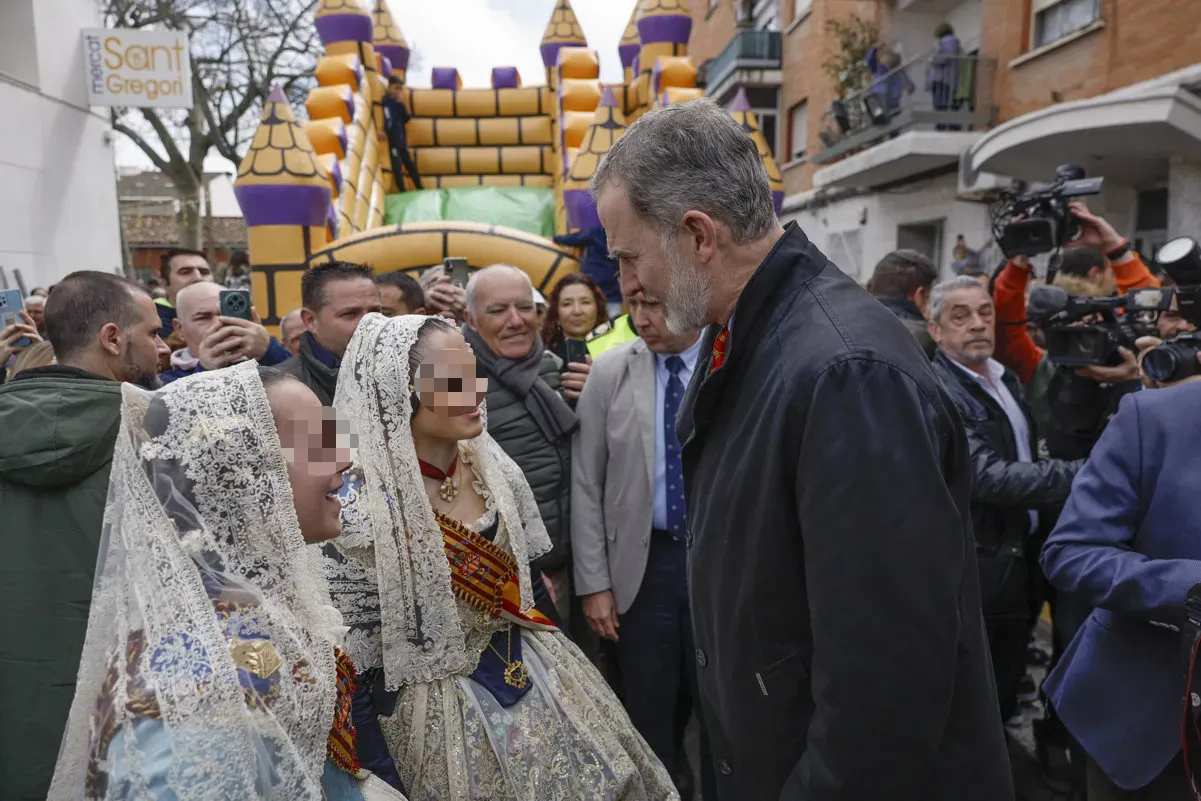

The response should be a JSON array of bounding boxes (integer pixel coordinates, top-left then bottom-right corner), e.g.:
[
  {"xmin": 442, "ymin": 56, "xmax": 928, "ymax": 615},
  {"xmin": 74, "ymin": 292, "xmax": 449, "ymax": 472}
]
[
  {"xmin": 926, "ymin": 276, "xmax": 1082, "ymax": 731},
  {"xmin": 1039, "ymin": 378, "xmax": 1201, "ymax": 799},
  {"xmin": 993, "ymin": 204, "xmax": 1156, "ymax": 460}
]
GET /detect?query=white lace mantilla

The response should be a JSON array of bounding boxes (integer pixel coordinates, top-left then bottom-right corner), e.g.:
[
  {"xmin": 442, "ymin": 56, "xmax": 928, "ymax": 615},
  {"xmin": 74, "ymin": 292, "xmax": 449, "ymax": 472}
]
[
  {"xmin": 49, "ymin": 361, "xmax": 338, "ymax": 800},
  {"xmin": 324, "ymin": 313, "xmax": 552, "ymax": 690}
]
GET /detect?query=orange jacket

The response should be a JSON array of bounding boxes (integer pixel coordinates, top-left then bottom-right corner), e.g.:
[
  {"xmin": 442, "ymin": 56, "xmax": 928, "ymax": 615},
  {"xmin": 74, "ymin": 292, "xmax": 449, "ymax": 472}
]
[{"xmin": 993, "ymin": 254, "xmax": 1159, "ymax": 384}]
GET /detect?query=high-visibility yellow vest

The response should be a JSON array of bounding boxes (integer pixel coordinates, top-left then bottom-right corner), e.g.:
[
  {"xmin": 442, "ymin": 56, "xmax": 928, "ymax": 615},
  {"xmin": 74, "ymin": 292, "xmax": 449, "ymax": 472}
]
[{"xmin": 585, "ymin": 315, "xmax": 638, "ymax": 357}]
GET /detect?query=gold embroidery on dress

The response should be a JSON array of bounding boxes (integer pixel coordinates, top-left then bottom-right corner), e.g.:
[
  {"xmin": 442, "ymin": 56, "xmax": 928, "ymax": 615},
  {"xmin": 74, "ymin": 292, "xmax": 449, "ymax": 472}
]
[{"xmin": 229, "ymin": 637, "xmax": 284, "ymax": 679}]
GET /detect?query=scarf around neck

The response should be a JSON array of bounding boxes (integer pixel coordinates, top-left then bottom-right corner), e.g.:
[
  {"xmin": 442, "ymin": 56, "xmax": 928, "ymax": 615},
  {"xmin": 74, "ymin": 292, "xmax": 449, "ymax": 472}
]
[{"xmin": 461, "ymin": 325, "xmax": 579, "ymax": 443}]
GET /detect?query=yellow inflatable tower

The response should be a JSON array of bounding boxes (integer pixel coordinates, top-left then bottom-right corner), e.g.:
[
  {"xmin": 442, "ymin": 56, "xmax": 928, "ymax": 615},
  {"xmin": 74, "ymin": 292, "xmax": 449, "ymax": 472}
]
[{"xmin": 233, "ymin": 0, "xmax": 783, "ymax": 329}]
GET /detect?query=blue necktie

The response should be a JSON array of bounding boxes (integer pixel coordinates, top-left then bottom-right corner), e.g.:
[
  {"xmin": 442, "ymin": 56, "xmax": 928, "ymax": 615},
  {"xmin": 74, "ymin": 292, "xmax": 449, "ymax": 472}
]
[{"xmin": 664, "ymin": 355, "xmax": 687, "ymax": 541}]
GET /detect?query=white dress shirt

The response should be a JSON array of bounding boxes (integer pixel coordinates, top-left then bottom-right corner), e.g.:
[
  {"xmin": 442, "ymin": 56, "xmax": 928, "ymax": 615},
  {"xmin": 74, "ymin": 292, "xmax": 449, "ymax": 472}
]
[
  {"xmin": 652, "ymin": 337, "xmax": 703, "ymax": 531},
  {"xmin": 950, "ymin": 356, "xmax": 1039, "ymax": 533}
]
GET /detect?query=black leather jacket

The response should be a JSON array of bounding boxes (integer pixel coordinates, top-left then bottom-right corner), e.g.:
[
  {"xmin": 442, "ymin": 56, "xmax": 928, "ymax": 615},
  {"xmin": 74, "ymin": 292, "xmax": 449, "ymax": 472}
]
[
  {"xmin": 679, "ymin": 223, "xmax": 1012, "ymax": 801},
  {"xmin": 931, "ymin": 350, "xmax": 1082, "ymax": 619}
]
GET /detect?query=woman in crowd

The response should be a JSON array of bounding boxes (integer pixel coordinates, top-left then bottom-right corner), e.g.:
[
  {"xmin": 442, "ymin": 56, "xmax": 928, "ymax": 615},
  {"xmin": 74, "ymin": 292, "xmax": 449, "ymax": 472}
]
[
  {"xmin": 326, "ymin": 313, "xmax": 675, "ymax": 801},
  {"xmin": 540, "ymin": 274, "xmax": 609, "ymax": 363},
  {"xmin": 49, "ymin": 362, "xmax": 405, "ymax": 800}
]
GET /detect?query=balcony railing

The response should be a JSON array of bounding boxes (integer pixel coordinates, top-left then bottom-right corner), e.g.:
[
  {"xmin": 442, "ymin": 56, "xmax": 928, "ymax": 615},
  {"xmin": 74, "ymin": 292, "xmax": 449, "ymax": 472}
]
[
  {"xmin": 812, "ymin": 47, "xmax": 995, "ymax": 165},
  {"xmin": 701, "ymin": 29, "xmax": 782, "ymax": 93}
]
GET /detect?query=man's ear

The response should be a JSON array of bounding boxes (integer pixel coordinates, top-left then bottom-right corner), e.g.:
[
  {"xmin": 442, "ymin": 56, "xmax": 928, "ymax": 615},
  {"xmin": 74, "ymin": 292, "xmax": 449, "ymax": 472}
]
[
  {"xmin": 680, "ymin": 210, "xmax": 720, "ymax": 265},
  {"xmin": 300, "ymin": 307, "xmax": 317, "ymax": 333},
  {"xmin": 98, "ymin": 321, "xmax": 124, "ymax": 358},
  {"xmin": 927, "ymin": 319, "xmax": 940, "ymax": 342},
  {"xmin": 912, "ymin": 285, "xmax": 931, "ymax": 318}
]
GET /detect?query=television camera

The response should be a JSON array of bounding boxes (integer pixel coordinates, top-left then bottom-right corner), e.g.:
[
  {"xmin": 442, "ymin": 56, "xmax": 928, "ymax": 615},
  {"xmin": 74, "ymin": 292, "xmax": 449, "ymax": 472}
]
[
  {"xmin": 1027, "ymin": 284, "xmax": 1171, "ymax": 367},
  {"xmin": 991, "ymin": 164, "xmax": 1105, "ymax": 258},
  {"xmin": 1142, "ymin": 237, "xmax": 1201, "ymax": 384}
]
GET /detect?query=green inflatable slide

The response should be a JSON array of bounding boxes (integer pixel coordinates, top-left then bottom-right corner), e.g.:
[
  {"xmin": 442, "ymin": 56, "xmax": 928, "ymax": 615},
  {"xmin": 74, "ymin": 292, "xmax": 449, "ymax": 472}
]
[{"xmin": 384, "ymin": 186, "xmax": 555, "ymax": 238}]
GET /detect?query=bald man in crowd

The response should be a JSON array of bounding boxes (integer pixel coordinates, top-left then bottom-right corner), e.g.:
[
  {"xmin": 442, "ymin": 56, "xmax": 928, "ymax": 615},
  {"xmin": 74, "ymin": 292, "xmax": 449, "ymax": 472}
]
[
  {"xmin": 159, "ymin": 281, "xmax": 291, "ymax": 383},
  {"xmin": 24, "ymin": 296, "xmax": 46, "ymax": 335},
  {"xmin": 279, "ymin": 308, "xmax": 304, "ymax": 356}
]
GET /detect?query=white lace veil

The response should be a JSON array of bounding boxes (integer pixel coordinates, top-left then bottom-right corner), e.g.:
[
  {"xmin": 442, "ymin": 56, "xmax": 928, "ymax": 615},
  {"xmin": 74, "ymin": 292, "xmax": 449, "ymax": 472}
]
[
  {"xmin": 328, "ymin": 313, "xmax": 552, "ymax": 689},
  {"xmin": 49, "ymin": 361, "xmax": 339, "ymax": 800}
]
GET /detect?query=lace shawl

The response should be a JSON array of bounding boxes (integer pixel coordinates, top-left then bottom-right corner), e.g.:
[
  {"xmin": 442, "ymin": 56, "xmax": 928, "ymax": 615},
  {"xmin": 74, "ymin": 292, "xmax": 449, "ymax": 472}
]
[
  {"xmin": 327, "ymin": 313, "xmax": 552, "ymax": 689},
  {"xmin": 49, "ymin": 361, "xmax": 339, "ymax": 800}
]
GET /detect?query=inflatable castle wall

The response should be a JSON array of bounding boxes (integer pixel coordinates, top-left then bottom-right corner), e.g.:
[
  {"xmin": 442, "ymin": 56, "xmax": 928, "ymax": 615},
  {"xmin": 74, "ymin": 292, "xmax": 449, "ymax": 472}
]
[{"xmin": 234, "ymin": 0, "xmax": 785, "ymax": 330}]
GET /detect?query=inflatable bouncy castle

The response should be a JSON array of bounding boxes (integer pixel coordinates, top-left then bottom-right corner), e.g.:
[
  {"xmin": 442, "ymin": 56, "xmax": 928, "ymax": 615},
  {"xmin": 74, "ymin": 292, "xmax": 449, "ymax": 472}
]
[{"xmin": 233, "ymin": 0, "xmax": 785, "ymax": 329}]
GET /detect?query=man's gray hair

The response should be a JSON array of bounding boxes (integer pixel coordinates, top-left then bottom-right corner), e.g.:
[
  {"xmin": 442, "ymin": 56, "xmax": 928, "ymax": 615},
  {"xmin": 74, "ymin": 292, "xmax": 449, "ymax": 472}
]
[
  {"xmin": 928, "ymin": 275, "xmax": 989, "ymax": 322},
  {"xmin": 590, "ymin": 98, "xmax": 776, "ymax": 245},
  {"xmin": 464, "ymin": 264, "xmax": 532, "ymax": 315}
]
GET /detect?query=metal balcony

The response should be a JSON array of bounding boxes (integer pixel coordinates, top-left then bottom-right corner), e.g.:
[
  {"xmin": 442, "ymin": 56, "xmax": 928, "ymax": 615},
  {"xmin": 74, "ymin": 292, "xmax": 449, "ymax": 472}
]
[
  {"xmin": 701, "ymin": 30, "xmax": 782, "ymax": 100},
  {"xmin": 813, "ymin": 49, "xmax": 995, "ymax": 168}
]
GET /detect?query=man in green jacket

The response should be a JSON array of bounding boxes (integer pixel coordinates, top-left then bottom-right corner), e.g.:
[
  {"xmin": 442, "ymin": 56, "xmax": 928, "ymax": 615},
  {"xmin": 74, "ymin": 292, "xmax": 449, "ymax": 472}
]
[{"xmin": 0, "ymin": 271, "xmax": 166, "ymax": 800}]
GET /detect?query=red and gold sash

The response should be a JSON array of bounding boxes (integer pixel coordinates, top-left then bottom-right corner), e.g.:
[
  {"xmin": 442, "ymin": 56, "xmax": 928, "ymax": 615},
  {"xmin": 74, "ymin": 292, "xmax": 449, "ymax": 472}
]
[
  {"xmin": 438, "ymin": 512, "xmax": 557, "ymax": 632},
  {"xmin": 326, "ymin": 647, "xmax": 361, "ymax": 775}
]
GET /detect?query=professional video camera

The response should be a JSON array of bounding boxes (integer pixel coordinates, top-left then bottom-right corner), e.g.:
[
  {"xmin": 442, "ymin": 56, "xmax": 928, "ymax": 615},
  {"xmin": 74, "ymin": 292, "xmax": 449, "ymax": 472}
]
[
  {"xmin": 1027, "ymin": 284, "xmax": 1171, "ymax": 367},
  {"xmin": 1143, "ymin": 237, "xmax": 1201, "ymax": 384},
  {"xmin": 991, "ymin": 164, "xmax": 1105, "ymax": 258}
]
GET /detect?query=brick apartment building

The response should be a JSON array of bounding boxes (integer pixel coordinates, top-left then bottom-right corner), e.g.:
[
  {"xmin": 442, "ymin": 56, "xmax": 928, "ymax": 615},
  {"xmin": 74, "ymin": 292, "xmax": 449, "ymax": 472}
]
[{"xmin": 690, "ymin": 0, "xmax": 1201, "ymax": 279}]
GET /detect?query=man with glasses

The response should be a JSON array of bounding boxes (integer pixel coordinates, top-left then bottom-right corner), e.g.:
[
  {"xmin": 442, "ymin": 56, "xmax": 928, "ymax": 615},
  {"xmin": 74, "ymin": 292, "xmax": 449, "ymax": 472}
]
[{"xmin": 927, "ymin": 276, "xmax": 1082, "ymax": 732}]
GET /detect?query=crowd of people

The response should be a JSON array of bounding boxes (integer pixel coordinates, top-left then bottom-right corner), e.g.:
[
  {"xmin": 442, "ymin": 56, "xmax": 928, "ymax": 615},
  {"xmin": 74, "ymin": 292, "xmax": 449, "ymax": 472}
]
[{"xmin": 2, "ymin": 96, "xmax": 1200, "ymax": 801}]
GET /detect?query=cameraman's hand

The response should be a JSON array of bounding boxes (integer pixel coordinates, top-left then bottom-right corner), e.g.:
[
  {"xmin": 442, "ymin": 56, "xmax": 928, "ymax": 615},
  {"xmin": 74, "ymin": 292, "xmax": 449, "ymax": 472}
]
[
  {"xmin": 1075, "ymin": 346, "xmax": 1139, "ymax": 384},
  {"xmin": 1133, "ymin": 336, "xmax": 1201, "ymax": 389},
  {"xmin": 1068, "ymin": 202, "xmax": 1124, "ymax": 254}
]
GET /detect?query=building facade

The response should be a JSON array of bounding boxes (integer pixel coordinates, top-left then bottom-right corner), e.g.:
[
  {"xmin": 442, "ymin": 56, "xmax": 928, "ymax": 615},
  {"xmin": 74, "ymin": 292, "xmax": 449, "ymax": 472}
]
[
  {"xmin": 691, "ymin": 0, "xmax": 1201, "ymax": 281},
  {"xmin": 117, "ymin": 169, "xmax": 247, "ymax": 284},
  {"xmin": 0, "ymin": 0, "xmax": 123, "ymax": 290}
]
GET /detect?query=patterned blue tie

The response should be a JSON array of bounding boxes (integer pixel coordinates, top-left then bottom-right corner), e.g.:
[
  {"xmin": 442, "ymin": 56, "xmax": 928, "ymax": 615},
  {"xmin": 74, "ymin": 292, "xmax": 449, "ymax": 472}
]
[{"xmin": 664, "ymin": 355, "xmax": 687, "ymax": 541}]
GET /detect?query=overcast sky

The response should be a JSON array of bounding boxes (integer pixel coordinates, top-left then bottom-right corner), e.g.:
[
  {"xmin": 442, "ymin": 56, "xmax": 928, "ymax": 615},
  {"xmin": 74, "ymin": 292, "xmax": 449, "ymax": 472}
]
[{"xmin": 115, "ymin": 0, "xmax": 634, "ymax": 170}]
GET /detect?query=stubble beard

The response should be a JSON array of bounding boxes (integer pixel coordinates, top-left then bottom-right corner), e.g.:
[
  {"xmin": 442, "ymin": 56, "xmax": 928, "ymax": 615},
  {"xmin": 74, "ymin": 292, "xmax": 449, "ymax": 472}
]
[
  {"xmin": 124, "ymin": 342, "xmax": 162, "ymax": 390},
  {"xmin": 661, "ymin": 239, "xmax": 713, "ymax": 335}
]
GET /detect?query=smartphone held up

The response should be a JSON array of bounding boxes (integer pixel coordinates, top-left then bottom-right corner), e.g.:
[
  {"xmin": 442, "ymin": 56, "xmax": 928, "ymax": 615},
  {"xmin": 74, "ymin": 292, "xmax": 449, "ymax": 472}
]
[{"xmin": 0, "ymin": 290, "xmax": 33, "ymax": 349}]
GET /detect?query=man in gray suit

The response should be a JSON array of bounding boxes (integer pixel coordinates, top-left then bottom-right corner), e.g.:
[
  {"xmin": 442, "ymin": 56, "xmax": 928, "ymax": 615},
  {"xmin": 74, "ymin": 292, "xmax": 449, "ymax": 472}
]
[{"xmin": 572, "ymin": 290, "xmax": 714, "ymax": 800}]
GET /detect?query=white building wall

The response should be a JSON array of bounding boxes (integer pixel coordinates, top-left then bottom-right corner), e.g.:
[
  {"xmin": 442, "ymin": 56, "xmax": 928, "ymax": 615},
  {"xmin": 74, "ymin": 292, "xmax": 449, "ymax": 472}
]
[
  {"xmin": 785, "ymin": 173, "xmax": 994, "ymax": 283},
  {"xmin": 1168, "ymin": 158, "xmax": 1201, "ymax": 240},
  {"xmin": 0, "ymin": 0, "xmax": 121, "ymax": 289}
]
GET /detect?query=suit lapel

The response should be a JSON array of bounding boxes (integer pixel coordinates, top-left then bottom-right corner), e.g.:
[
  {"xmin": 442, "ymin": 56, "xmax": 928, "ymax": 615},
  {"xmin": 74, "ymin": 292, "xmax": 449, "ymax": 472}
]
[{"xmin": 628, "ymin": 339, "xmax": 657, "ymax": 491}]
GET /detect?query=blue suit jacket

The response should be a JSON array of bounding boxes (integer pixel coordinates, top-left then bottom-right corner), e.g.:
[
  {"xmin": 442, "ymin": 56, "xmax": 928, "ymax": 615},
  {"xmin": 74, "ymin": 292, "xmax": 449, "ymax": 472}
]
[{"xmin": 1041, "ymin": 381, "xmax": 1201, "ymax": 790}]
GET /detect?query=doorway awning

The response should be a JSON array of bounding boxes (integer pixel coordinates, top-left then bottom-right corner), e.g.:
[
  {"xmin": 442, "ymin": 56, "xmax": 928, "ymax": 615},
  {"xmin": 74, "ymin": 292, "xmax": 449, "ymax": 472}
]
[{"xmin": 964, "ymin": 65, "xmax": 1201, "ymax": 185}]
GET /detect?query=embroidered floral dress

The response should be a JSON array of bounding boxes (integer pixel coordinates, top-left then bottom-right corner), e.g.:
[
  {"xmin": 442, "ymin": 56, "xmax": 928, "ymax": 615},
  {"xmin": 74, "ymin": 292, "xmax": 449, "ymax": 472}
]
[{"xmin": 326, "ymin": 313, "xmax": 678, "ymax": 801}]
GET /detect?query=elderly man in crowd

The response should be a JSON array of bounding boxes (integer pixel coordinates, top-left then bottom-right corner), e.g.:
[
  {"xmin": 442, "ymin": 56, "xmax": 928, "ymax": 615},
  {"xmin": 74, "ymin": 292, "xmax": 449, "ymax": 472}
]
[
  {"xmin": 280, "ymin": 261, "xmax": 381, "ymax": 405},
  {"xmin": 0, "ymin": 272, "xmax": 168, "ymax": 800},
  {"xmin": 927, "ymin": 275, "xmax": 1082, "ymax": 732},
  {"xmin": 159, "ymin": 281, "xmax": 291, "ymax": 383},
  {"xmin": 24, "ymin": 295, "xmax": 46, "ymax": 335},
  {"xmin": 461, "ymin": 265, "xmax": 589, "ymax": 630}
]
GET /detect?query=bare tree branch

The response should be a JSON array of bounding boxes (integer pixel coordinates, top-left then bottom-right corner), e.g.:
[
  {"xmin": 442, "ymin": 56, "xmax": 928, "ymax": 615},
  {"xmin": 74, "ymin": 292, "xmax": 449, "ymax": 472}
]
[
  {"xmin": 111, "ymin": 113, "xmax": 174, "ymax": 174},
  {"xmin": 104, "ymin": 0, "xmax": 321, "ymax": 246}
]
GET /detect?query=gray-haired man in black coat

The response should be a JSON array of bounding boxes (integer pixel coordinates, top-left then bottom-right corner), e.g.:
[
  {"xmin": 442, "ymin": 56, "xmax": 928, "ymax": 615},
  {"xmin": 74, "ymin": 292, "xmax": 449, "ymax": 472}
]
[{"xmin": 592, "ymin": 98, "xmax": 1013, "ymax": 801}]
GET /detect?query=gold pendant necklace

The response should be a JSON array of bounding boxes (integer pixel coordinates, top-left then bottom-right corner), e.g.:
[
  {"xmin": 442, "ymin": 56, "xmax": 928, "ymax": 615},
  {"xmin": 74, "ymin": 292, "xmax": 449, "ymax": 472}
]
[{"xmin": 488, "ymin": 626, "xmax": 528, "ymax": 689}]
